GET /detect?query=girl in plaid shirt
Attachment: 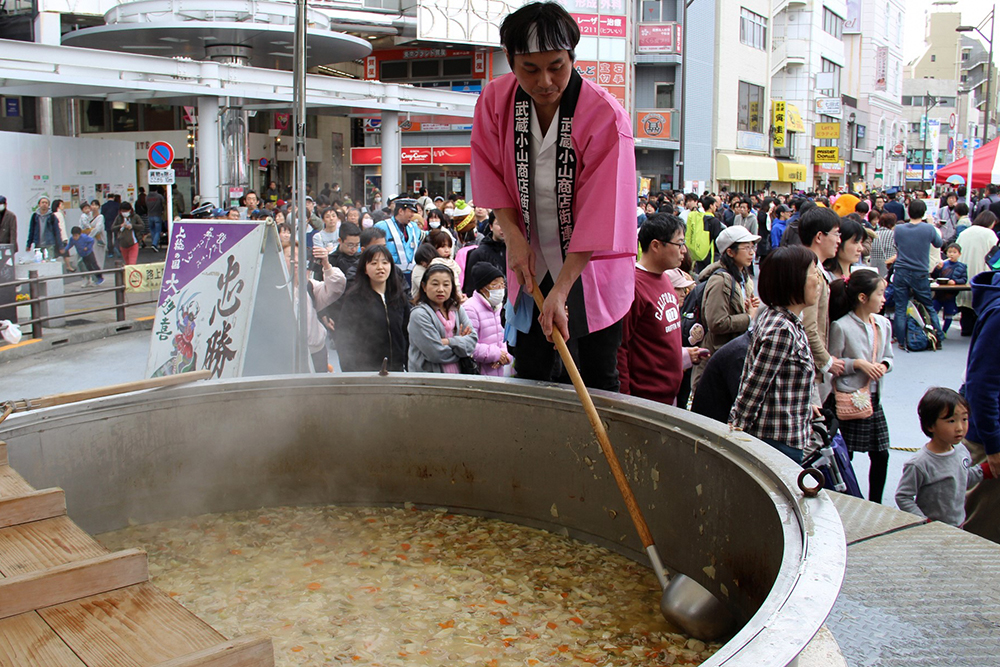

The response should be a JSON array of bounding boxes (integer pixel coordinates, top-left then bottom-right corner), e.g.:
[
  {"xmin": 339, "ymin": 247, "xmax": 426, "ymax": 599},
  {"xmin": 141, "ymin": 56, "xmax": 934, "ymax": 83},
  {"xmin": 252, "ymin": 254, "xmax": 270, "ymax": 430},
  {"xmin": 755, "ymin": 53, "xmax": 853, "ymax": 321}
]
[{"xmin": 730, "ymin": 246, "xmax": 821, "ymax": 463}]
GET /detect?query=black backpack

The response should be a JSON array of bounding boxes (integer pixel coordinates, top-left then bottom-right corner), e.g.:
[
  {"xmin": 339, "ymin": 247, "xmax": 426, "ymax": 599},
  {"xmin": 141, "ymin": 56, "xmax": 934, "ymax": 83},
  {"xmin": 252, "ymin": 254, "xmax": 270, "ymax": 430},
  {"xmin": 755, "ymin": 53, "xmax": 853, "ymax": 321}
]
[{"xmin": 680, "ymin": 269, "xmax": 728, "ymax": 343}]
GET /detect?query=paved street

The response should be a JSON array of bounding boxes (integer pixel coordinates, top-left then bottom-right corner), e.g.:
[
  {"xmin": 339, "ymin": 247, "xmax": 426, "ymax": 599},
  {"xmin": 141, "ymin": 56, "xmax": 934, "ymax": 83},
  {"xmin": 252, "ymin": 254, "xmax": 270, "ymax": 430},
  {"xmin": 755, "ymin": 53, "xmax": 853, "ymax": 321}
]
[{"xmin": 0, "ymin": 324, "xmax": 974, "ymax": 511}]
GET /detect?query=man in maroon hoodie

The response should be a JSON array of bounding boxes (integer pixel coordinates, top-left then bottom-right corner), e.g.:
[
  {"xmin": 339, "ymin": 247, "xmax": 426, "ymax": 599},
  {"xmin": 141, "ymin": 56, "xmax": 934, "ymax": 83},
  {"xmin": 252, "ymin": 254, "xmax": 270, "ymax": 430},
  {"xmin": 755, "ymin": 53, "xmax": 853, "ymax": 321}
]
[{"xmin": 617, "ymin": 214, "xmax": 708, "ymax": 406}]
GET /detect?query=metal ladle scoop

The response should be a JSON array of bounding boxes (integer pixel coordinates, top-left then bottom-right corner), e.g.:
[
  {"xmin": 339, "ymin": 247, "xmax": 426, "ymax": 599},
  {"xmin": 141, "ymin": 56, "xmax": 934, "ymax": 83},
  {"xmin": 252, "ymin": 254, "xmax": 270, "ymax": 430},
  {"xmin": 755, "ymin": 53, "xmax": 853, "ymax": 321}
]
[{"xmin": 527, "ymin": 279, "xmax": 735, "ymax": 642}]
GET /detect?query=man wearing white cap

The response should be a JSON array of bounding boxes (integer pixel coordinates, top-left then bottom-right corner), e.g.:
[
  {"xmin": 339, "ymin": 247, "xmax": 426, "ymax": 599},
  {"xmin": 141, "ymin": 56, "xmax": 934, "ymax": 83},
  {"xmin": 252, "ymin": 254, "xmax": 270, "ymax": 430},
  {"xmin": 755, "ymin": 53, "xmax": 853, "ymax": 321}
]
[
  {"xmin": 691, "ymin": 225, "xmax": 760, "ymax": 389},
  {"xmin": 471, "ymin": 1, "xmax": 637, "ymax": 391}
]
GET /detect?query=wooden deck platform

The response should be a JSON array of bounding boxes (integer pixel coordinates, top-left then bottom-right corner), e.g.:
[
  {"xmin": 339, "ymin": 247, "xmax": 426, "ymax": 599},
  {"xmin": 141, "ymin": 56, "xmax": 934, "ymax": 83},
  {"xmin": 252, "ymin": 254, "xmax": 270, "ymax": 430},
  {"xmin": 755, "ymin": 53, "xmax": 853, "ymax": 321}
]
[{"xmin": 0, "ymin": 441, "xmax": 274, "ymax": 667}]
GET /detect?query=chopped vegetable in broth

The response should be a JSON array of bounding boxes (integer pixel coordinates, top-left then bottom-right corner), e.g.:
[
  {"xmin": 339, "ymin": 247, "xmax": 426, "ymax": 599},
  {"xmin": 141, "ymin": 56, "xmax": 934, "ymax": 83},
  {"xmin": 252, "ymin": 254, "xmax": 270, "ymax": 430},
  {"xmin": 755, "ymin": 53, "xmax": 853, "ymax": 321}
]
[{"xmin": 98, "ymin": 505, "xmax": 721, "ymax": 665}]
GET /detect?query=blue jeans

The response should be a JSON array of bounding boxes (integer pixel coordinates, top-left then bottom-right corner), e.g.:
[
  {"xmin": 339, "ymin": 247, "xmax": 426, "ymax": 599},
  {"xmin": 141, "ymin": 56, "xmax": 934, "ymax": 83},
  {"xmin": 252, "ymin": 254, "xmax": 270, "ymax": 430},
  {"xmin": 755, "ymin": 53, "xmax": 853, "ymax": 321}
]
[
  {"xmin": 892, "ymin": 267, "xmax": 944, "ymax": 346},
  {"xmin": 148, "ymin": 216, "xmax": 164, "ymax": 248},
  {"xmin": 761, "ymin": 438, "xmax": 804, "ymax": 464}
]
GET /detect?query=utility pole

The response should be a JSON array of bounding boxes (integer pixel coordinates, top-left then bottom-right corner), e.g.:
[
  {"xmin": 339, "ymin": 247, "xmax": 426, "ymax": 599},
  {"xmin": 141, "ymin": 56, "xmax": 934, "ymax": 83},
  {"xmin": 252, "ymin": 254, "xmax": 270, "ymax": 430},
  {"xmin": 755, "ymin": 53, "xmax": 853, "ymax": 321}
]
[
  {"xmin": 921, "ymin": 94, "xmax": 939, "ymax": 191},
  {"xmin": 292, "ymin": 0, "xmax": 309, "ymax": 373},
  {"xmin": 957, "ymin": 5, "xmax": 995, "ymax": 143}
]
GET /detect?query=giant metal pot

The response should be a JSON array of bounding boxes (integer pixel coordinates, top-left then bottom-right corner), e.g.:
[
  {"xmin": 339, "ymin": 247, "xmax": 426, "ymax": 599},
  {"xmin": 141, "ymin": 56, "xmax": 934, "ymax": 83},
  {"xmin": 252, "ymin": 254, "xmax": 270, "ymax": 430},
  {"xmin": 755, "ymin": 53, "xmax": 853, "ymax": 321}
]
[{"xmin": 0, "ymin": 374, "xmax": 846, "ymax": 666}]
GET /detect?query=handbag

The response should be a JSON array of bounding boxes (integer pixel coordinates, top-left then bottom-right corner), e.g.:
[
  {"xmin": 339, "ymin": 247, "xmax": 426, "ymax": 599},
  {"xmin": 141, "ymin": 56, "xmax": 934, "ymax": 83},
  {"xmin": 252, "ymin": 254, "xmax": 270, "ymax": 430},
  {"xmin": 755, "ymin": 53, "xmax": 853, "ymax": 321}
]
[
  {"xmin": 985, "ymin": 242, "xmax": 1000, "ymax": 271},
  {"xmin": 458, "ymin": 356, "xmax": 480, "ymax": 375},
  {"xmin": 835, "ymin": 318, "xmax": 880, "ymax": 421}
]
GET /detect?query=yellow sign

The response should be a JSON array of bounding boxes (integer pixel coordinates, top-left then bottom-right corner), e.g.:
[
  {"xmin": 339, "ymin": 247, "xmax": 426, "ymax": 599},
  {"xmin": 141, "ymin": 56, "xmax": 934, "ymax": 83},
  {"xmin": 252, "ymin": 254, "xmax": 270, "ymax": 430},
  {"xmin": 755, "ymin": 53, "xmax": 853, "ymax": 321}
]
[
  {"xmin": 815, "ymin": 123, "xmax": 841, "ymax": 139},
  {"xmin": 773, "ymin": 101, "xmax": 786, "ymax": 149},
  {"xmin": 124, "ymin": 262, "xmax": 165, "ymax": 293},
  {"xmin": 786, "ymin": 103, "xmax": 805, "ymax": 133},
  {"xmin": 814, "ymin": 147, "xmax": 840, "ymax": 163},
  {"xmin": 776, "ymin": 162, "xmax": 807, "ymax": 182}
]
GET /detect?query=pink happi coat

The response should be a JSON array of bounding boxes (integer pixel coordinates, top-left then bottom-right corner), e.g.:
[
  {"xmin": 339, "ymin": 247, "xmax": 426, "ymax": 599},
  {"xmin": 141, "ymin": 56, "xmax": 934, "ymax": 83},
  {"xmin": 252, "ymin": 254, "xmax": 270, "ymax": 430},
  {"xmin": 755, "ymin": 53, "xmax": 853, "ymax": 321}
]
[{"xmin": 471, "ymin": 72, "xmax": 637, "ymax": 335}]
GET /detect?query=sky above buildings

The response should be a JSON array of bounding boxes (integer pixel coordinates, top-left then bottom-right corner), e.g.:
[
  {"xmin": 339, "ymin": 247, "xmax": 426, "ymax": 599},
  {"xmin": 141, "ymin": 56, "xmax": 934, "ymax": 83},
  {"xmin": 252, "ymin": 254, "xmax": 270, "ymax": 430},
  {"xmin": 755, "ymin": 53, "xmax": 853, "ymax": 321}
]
[{"xmin": 903, "ymin": 0, "xmax": 994, "ymax": 62}]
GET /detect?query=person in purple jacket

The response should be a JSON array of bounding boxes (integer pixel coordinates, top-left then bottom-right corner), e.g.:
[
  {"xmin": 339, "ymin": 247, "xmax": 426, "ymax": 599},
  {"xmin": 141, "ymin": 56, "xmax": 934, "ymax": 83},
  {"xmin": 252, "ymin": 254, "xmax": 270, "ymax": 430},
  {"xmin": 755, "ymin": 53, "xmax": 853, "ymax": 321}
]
[
  {"xmin": 464, "ymin": 262, "xmax": 512, "ymax": 376},
  {"xmin": 963, "ymin": 270, "xmax": 1000, "ymax": 542}
]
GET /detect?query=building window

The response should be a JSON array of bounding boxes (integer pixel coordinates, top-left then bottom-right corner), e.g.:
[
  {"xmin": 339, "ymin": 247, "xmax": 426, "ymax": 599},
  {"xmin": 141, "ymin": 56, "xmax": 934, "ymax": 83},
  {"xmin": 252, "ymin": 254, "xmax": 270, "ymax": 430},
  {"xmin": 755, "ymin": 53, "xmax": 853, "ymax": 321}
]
[
  {"xmin": 740, "ymin": 8, "xmax": 767, "ymax": 51},
  {"xmin": 641, "ymin": 0, "xmax": 673, "ymax": 22},
  {"xmin": 820, "ymin": 58, "xmax": 842, "ymax": 98},
  {"xmin": 737, "ymin": 80, "xmax": 765, "ymax": 132},
  {"xmin": 909, "ymin": 122, "xmax": 920, "ymax": 133},
  {"xmin": 655, "ymin": 82, "xmax": 674, "ymax": 109},
  {"xmin": 822, "ymin": 7, "xmax": 843, "ymax": 39},
  {"xmin": 855, "ymin": 124, "xmax": 866, "ymax": 149},
  {"xmin": 930, "ymin": 54, "xmax": 936, "ymax": 62},
  {"xmin": 962, "ymin": 51, "xmax": 970, "ymax": 61},
  {"xmin": 962, "ymin": 74, "xmax": 968, "ymax": 83},
  {"xmin": 379, "ymin": 57, "xmax": 474, "ymax": 81}
]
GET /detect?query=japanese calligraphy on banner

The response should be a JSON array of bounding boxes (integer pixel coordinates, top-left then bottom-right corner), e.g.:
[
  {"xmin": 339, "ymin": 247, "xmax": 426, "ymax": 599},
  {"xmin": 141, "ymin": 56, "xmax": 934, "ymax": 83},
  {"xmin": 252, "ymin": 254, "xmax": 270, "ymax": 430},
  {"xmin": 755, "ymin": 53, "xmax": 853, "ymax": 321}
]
[
  {"xmin": 124, "ymin": 262, "xmax": 164, "ymax": 293},
  {"xmin": 874, "ymin": 46, "xmax": 888, "ymax": 92},
  {"xmin": 147, "ymin": 221, "xmax": 263, "ymax": 379},
  {"xmin": 773, "ymin": 101, "xmax": 786, "ymax": 149},
  {"xmin": 636, "ymin": 23, "xmax": 680, "ymax": 53}
]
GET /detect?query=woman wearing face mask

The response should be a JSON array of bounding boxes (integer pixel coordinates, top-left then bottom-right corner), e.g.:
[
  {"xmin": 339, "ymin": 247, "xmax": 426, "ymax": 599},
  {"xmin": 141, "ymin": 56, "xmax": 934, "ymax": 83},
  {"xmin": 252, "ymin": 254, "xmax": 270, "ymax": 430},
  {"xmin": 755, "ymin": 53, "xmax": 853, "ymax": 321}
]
[
  {"xmin": 464, "ymin": 262, "xmax": 512, "ymax": 376},
  {"xmin": 360, "ymin": 213, "xmax": 374, "ymax": 229},
  {"xmin": 112, "ymin": 201, "xmax": 145, "ymax": 265}
]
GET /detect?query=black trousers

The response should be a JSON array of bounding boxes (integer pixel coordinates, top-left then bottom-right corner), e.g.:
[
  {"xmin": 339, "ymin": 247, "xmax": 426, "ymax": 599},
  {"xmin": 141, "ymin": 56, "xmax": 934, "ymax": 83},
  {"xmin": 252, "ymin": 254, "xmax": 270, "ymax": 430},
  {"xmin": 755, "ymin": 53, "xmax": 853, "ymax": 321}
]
[{"xmin": 512, "ymin": 307, "xmax": 623, "ymax": 393}]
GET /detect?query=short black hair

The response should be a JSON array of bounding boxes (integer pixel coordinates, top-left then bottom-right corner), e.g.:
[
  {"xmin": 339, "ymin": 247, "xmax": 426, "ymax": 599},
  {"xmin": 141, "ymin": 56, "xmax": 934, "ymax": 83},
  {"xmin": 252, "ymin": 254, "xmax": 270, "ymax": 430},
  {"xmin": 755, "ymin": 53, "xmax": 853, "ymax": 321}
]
[
  {"xmin": 799, "ymin": 206, "xmax": 841, "ymax": 246},
  {"xmin": 854, "ymin": 200, "xmax": 870, "ymax": 214},
  {"xmin": 500, "ymin": 2, "xmax": 581, "ymax": 63},
  {"xmin": 829, "ymin": 268, "xmax": 885, "ymax": 321},
  {"xmin": 428, "ymin": 229, "xmax": 454, "ymax": 249},
  {"xmin": 684, "ymin": 192, "xmax": 699, "ymax": 203},
  {"xmin": 838, "ymin": 217, "xmax": 867, "ymax": 244},
  {"xmin": 638, "ymin": 213, "xmax": 685, "ymax": 252},
  {"xmin": 339, "ymin": 222, "xmax": 362, "ymax": 241},
  {"xmin": 944, "ymin": 242, "xmax": 962, "ymax": 254},
  {"xmin": 360, "ymin": 226, "xmax": 386, "ymax": 248},
  {"xmin": 414, "ymin": 242, "xmax": 439, "ymax": 266},
  {"xmin": 908, "ymin": 198, "xmax": 927, "ymax": 220},
  {"xmin": 700, "ymin": 195, "xmax": 716, "ymax": 211},
  {"xmin": 956, "ymin": 202, "xmax": 970, "ymax": 217},
  {"xmin": 757, "ymin": 245, "xmax": 817, "ymax": 308},
  {"xmin": 918, "ymin": 387, "xmax": 969, "ymax": 437},
  {"xmin": 71, "ymin": 226, "xmax": 82, "ymax": 235}
]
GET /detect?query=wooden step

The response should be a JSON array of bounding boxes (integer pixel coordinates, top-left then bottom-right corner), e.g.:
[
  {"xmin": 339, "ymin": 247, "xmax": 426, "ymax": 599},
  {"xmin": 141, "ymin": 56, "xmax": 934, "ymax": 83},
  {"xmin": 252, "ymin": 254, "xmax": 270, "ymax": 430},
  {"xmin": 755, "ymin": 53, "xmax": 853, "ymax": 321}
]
[
  {"xmin": 153, "ymin": 634, "xmax": 275, "ymax": 667},
  {"xmin": 0, "ymin": 466, "xmax": 33, "ymax": 499},
  {"xmin": 0, "ymin": 442, "xmax": 7, "ymax": 467},
  {"xmin": 0, "ymin": 548, "xmax": 148, "ymax": 619},
  {"xmin": 0, "ymin": 489, "xmax": 66, "ymax": 529},
  {"xmin": 40, "ymin": 582, "xmax": 227, "ymax": 667},
  {"xmin": 0, "ymin": 515, "xmax": 108, "ymax": 578},
  {"xmin": 0, "ymin": 611, "xmax": 87, "ymax": 666}
]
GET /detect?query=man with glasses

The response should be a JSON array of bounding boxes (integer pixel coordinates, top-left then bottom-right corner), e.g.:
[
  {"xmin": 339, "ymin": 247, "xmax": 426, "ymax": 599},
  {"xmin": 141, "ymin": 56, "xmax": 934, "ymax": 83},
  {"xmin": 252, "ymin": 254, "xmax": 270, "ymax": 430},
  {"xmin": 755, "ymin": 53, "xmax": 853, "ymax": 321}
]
[
  {"xmin": 617, "ymin": 214, "xmax": 708, "ymax": 406},
  {"xmin": 800, "ymin": 207, "xmax": 845, "ymax": 402},
  {"xmin": 327, "ymin": 222, "xmax": 363, "ymax": 285}
]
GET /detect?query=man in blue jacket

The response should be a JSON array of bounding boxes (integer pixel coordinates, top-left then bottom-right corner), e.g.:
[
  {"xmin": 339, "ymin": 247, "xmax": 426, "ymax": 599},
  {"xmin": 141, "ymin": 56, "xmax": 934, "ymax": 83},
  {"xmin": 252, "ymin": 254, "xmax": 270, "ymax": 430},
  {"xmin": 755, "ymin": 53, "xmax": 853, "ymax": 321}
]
[{"xmin": 963, "ymin": 270, "xmax": 1000, "ymax": 543}]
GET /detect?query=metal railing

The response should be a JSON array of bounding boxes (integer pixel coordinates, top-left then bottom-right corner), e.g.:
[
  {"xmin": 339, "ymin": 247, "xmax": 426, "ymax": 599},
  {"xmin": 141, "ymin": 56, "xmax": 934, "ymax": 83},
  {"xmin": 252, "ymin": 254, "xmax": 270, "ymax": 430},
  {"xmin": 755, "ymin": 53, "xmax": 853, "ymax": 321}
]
[{"xmin": 0, "ymin": 267, "xmax": 157, "ymax": 340}]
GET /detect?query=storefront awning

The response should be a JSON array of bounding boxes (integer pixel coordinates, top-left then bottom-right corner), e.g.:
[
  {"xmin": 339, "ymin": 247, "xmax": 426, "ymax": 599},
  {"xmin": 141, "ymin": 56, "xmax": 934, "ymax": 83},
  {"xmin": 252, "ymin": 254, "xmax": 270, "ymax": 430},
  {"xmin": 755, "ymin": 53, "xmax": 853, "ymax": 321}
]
[
  {"xmin": 716, "ymin": 153, "xmax": 778, "ymax": 181},
  {"xmin": 776, "ymin": 161, "xmax": 807, "ymax": 182}
]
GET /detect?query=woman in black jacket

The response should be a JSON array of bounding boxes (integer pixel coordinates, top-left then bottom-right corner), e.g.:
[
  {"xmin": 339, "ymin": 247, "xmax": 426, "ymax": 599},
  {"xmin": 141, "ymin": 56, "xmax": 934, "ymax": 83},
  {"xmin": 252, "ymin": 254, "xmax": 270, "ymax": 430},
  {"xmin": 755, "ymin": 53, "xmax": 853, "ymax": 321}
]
[{"xmin": 335, "ymin": 244, "xmax": 410, "ymax": 372}]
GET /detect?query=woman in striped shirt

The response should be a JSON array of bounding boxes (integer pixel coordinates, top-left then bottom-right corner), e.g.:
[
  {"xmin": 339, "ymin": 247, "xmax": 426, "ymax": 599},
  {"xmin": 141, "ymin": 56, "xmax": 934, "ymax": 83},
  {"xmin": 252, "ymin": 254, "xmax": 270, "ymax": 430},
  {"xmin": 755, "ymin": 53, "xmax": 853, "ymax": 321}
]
[
  {"xmin": 729, "ymin": 245, "xmax": 822, "ymax": 463},
  {"xmin": 869, "ymin": 212, "xmax": 898, "ymax": 279}
]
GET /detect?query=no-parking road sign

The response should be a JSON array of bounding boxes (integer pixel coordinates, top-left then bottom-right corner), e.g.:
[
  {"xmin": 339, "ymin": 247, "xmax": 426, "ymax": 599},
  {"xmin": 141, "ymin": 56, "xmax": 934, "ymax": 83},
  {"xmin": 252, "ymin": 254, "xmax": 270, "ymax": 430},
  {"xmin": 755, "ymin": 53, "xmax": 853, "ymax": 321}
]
[{"xmin": 148, "ymin": 141, "xmax": 174, "ymax": 169}]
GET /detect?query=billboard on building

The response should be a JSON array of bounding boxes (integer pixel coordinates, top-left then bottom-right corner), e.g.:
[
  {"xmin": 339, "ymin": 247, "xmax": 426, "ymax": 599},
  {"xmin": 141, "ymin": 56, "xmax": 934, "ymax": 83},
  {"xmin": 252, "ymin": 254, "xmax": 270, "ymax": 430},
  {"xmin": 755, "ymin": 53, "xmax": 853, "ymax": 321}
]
[
  {"xmin": 844, "ymin": 0, "xmax": 861, "ymax": 34},
  {"xmin": 875, "ymin": 47, "xmax": 888, "ymax": 92}
]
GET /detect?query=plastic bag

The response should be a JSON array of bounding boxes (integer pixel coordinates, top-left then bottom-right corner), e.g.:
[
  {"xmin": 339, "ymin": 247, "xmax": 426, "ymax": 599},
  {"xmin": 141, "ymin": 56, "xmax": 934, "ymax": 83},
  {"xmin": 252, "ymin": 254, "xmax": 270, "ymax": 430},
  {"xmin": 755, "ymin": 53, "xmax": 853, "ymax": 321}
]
[{"xmin": 1, "ymin": 320, "xmax": 22, "ymax": 345}]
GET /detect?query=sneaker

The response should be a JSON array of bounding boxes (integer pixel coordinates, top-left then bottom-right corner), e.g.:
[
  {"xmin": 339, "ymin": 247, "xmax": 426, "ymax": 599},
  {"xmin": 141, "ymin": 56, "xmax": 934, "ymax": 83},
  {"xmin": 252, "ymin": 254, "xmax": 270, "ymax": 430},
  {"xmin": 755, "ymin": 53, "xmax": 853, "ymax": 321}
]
[{"xmin": 96, "ymin": 277, "xmax": 104, "ymax": 285}]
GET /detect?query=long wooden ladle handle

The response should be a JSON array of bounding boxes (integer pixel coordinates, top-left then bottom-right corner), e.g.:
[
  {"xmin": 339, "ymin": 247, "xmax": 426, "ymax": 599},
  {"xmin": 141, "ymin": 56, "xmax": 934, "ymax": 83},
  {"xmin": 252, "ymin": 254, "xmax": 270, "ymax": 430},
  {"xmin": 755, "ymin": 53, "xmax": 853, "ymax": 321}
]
[
  {"xmin": 3, "ymin": 370, "xmax": 212, "ymax": 418},
  {"xmin": 527, "ymin": 279, "xmax": 656, "ymax": 549}
]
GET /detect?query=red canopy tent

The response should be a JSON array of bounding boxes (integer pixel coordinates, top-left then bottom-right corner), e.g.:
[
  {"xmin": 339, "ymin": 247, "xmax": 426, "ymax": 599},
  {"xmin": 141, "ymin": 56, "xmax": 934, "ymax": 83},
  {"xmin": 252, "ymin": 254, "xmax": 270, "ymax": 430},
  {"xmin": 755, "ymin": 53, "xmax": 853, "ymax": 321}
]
[{"xmin": 934, "ymin": 137, "xmax": 1000, "ymax": 189}]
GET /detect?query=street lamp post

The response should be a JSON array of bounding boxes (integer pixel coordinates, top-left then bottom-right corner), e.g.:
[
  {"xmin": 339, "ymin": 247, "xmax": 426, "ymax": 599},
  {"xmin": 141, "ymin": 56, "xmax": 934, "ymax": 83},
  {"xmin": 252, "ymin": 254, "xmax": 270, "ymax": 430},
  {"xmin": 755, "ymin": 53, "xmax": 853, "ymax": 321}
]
[
  {"xmin": 921, "ymin": 94, "xmax": 939, "ymax": 191},
  {"xmin": 958, "ymin": 4, "xmax": 995, "ymax": 144}
]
